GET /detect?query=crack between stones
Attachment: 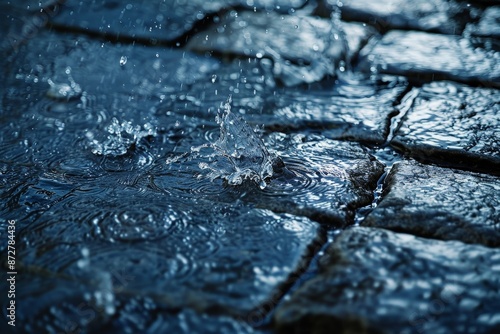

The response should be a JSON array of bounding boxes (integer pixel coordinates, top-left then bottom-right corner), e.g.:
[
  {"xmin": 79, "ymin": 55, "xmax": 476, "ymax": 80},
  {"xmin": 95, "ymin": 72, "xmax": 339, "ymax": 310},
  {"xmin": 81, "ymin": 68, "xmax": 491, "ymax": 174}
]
[
  {"xmin": 352, "ymin": 161, "xmax": 394, "ymax": 226},
  {"xmin": 385, "ymin": 85, "xmax": 420, "ymax": 145},
  {"xmin": 47, "ymin": 1, "xmax": 313, "ymax": 50},
  {"xmin": 238, "ymin": 89, "xmax": 419, "ymax": 324},
  {"xmin": 49, "ymin": 14, "xmax": 218, "ymax": 49},
  {"xmin": 244, "ymin": 225, "xmax": 332, "ymax": 329}
]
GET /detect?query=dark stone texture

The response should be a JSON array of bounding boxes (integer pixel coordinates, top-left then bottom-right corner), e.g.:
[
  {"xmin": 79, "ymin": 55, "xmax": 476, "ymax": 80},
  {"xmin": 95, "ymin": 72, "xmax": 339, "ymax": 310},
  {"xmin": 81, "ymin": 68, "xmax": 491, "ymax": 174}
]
[
  {"xmin": 186, "ymin": 10, "xmax": 346, "ymax": 86},
  {"xmin": 50, "ymin": 0, "xmax": 307, "ymax": 43},
  {"xmin": 319, "ymin": 0, "xmax": 470, "ymax": 34},
  {"xmin": 164, "ymin": 57, "xmax": 275, "ymax": 118},
  {"xmin": 9, "ymin": 193, "xmax": 322, "ymax": 325},
  {"xmin": 0, "ymin": 275, "xmax": 265, "ymax": 333},
  {"xmin": 363, "ymin": 160, "xmax": 500, "ymax": 247},
  {"xmin": 391, "ymin": 81, "xmax": 500, "ymax": 175},
  {"xmin": 250, "ymin": 136, "xmax": 386, "ymax": 226},
  {"xmin": 274, "ymin": 227, "xmax": 500, "ymax": 334},
  {"xmin": 251, "ymin": 76, "xmax": 407, "ymax": 144},
  {"xmin": 158, "ymin": 133, "xmax": 386, "ymax": 227},
  {"xmin": 4, "ymin": 30, "xmax": 219, "ymax": 100},
  {"xmin": 3, "ymin": 1, "xmax": 500, "ymax": 333},
  {"xmin": 359, "ymin": 30, "xmax": 500, "ymax": 87}
]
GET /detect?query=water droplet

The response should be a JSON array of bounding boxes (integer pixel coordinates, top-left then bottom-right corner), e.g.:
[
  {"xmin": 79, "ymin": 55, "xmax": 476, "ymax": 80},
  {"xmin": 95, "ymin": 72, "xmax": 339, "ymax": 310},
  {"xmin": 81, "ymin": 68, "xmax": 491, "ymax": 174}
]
[
  {"xmin": 81, "ymin": 247, "xmax": 90, "ymax": 257},
  {"xmin": 119, "ymin": 56, "xmax": 127, "ymax": 66},
  {"xmin": 46, "ymin": 78, "xmax": 82, "ymax": 100}
]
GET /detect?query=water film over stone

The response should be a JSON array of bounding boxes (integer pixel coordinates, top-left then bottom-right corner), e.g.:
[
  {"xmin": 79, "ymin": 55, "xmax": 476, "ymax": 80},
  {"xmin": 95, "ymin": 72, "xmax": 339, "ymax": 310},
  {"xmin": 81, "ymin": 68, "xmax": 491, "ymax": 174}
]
[{"xmin": 1, "ymin": 1, "xmax": 499, "ymax": 333}]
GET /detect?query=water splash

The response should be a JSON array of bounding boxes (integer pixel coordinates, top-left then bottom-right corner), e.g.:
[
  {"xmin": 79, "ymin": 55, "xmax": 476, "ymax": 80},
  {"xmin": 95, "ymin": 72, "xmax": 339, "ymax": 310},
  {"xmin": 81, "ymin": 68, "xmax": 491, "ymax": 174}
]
[
  {"xmin": 199, "ymin": 97, "xmax": 283, "ymax": 189},
  {"xmin": 46, "ymin": 67, "xmax": 82, "ymax": 100},
  {"xmin": 87, "ymin": 118, "xmax": 157, "ymax": 156}
]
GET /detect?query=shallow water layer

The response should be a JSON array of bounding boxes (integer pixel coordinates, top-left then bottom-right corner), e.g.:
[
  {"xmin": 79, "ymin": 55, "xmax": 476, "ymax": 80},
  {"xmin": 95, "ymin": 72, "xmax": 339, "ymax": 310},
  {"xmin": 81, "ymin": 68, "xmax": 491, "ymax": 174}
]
[
  {"xmin": 0, "ymin": 26, "xmax": 386, "ymax": 332},
  {"xmin": 1, "ymin": 2, "xmax": 499, "ymax": 333}
]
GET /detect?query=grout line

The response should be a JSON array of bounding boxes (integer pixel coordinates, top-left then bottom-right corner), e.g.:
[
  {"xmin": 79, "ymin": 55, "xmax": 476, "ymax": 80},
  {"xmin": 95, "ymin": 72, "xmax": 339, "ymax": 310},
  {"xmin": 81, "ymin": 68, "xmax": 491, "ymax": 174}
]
[
  {"xmin": 245, "ymin": 226, "xmax": 333, "ymax": 329},
  {"xmin": 385, "ymin": 86, "xmax": 420, "ymax": 145}
]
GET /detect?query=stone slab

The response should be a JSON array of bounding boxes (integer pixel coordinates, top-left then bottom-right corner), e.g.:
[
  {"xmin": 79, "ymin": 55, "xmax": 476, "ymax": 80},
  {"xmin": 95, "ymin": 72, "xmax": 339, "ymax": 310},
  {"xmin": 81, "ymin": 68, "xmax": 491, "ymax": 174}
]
[
  {"xmin": 359, "ymin": 30, "xmax": 500, "ymax": 87},
  {"xmin": 341, "ymin": 21, "xmax": 378, "ymax": 62},
  {"xmin": 391, "ymin": 81, "xmax": 500, "ymax": 175},
  {"xmin": 157, "ymin": 134, "xmax": 385, "ymax": 227},
  {"xmin": 319, "ymin": 0, "xmax": 470, "ymax": 34},
  {"xmin": 5, "ymin": 30, "xmax": 219, "ymax": 100},
  {"xmin": 364, "ymin": 160, "xmax": 500, "ymax": 247},
  {"xmin": 50, "ymin": 0, "xmax": 307, "ymax": 43},
  {"xmin": 251, "ymin": 76, "xmax": 407, "ymax": 145},
  {"xmin": 274, "ymin": 227, "xmax": 500, "ymax": 333},
  {"xmin": 12, "ymin": 191, "xmax": 322, "ymax": 324},
  {"xmin": 186, "ymin": 10, "xmax": 346, "ymax": 86}
]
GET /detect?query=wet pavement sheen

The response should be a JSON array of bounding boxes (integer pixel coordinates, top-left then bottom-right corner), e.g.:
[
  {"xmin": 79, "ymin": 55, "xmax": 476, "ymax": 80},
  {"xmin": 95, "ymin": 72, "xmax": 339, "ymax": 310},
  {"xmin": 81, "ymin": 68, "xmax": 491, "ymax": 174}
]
[{"xmin": 1, "ymin": 1, "xmax": 499, "ymax": 333}]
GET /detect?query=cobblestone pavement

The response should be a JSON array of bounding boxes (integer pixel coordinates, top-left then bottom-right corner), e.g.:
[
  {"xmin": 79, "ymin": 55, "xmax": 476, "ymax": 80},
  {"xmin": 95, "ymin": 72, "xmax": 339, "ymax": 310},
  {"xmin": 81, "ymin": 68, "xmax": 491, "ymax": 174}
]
[{"xmin": 0, "ymin": 1, "xmax": 499, "ymax": 333}]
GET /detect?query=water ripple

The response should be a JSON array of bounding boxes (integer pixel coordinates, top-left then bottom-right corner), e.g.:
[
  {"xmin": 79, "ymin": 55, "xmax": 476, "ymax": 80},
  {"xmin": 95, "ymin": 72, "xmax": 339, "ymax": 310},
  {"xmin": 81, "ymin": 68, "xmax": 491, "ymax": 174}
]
[{"xmin": 92, "ymin": 205, "xmax": 188, "ymax": 243}]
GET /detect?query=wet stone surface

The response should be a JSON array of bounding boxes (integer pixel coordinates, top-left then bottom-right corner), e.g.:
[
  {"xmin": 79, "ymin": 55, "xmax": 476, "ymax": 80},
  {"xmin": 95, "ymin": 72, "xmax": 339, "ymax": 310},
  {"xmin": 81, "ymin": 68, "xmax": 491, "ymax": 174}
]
[
  {"xmin": 103, "ymin": 305, "xmax": 265, "ymax": 334},
  {"xmin": 7, "ymin": 194, "xmax": 321, "ymax": 331},
  {"xmin": 243, "ymin": 136, "xmax": 384, "ymax": 226},
  {"xmin": 251, "ymin": 75, "xmax": 408, "ymax": 144},
  {"xmin": 165, "ymin": 57, "xmax": 275, "ymax": 117},
  {"xmin": 274, "ymin": 227, "xmax": 500, "ymax": 334},
  {"xmin": 359, "ymin": 30, "xmax": 500, "ymax": 86},
  {"xmin": 4, "ymin": 30, "xmax": 219, "ymax": 101},
  {"xmin": 186, "ymin": 10, "xmax": 347, "ymax": 86},
  {"xmin": 0, "ymin": 274, "xmax": 267, "ymax": 333},
  {"xmin": 391, "ymin": 81, "xmax": 500, "ymax": 175},
  {"xmin": 1, "ymin": 1, "xmax": 500, "ymax": 333},
  {"xmin": 363, "ymin": 160, "xmax": 500, "ymax": 247},
  {"xmin": 155, "ymin": 129, "xmax": 385, "ymax": 226},
  {"xmin": 0, "ymin": 5, "xmax": 28, "ymax": 51},
  {"xmin": 319, "ymin": 0, "xmax": 471, "ymax": 34},
  {"xmin": 50, "ymin": 0, "xmax": 308, "ymax": 43}
]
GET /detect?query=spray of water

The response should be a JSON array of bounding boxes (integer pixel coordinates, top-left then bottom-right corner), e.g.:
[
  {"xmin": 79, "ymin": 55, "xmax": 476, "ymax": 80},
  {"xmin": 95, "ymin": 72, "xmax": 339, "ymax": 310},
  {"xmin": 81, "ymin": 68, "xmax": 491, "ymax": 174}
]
[{"xmin": 197, "ymin": 96, "xmax": 284, "ymax": 189}]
